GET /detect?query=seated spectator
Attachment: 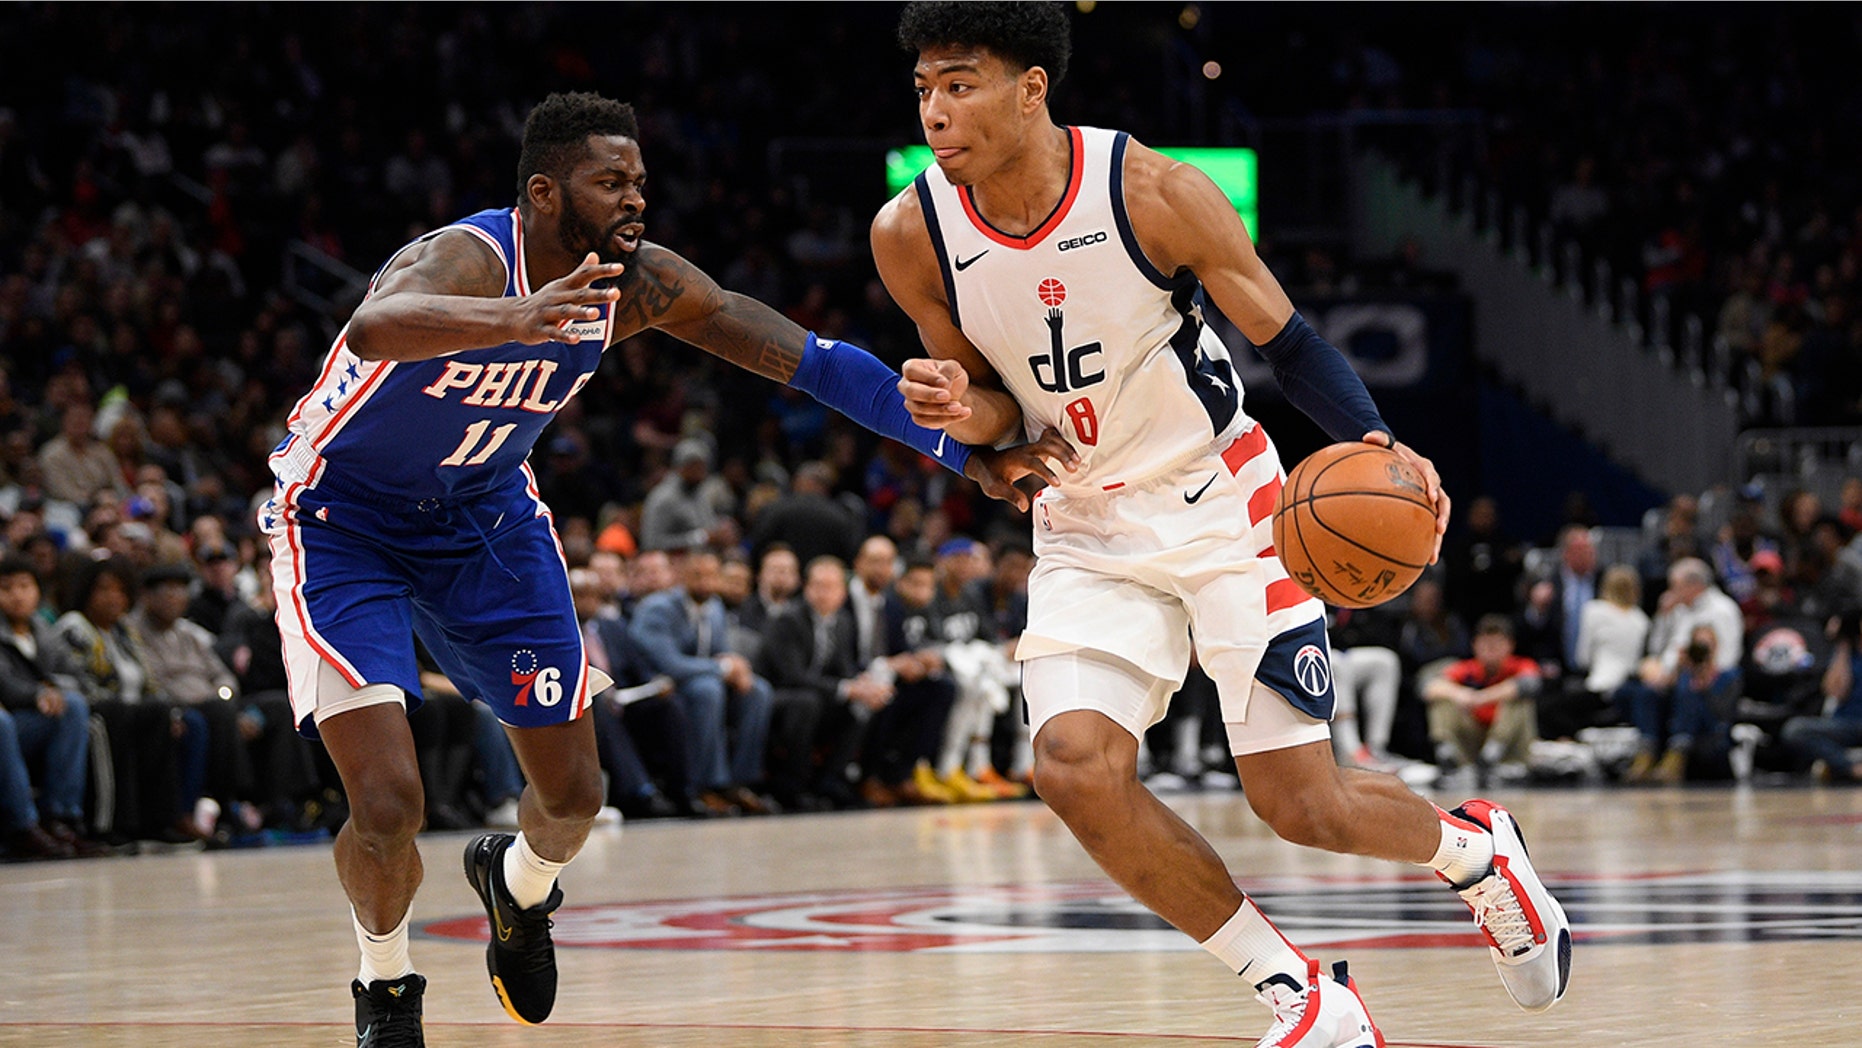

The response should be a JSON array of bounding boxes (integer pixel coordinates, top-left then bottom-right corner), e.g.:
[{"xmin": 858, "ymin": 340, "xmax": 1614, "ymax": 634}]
[
  {"xmin": 407, "ymin": 641, "xmax": 494, "ymax": 832},
  {"xmin": 858, "ymin": 554, "xmax": 958, "ymax": 806},
  {"xmin": 762, "ymin": 555, "xmax": 892, "ymax": 810},
  {"xmin": 0, "ymin": 556, "xmax": 104, "ymax": 858},
  {"xmin": 1779, "ymin": 611, "xmax": 1862, "ymax": 783},
  {"xmin": 639, "ymin": 438, "xmax": 738, "ymax": 553},
  {"xmin": 630, "ymin": 548, "xmax": 777, "ymax": 816},
  {"xmin": 736, "ymin": 542, "xmax": 800, "ymax": 642},
  {"xmin": 45, "ymin": 556, "xmax": 200, "ymax": 844},
  {"xmin": 575, "ymin": 566, "xmax": 697, "ymax": 820},
  {"xmin": 1422, "ymin": 614, "xmax": 1542, "ymax": 789},
  {"xmin": 126, "ymin": 560, "xmax": 258, "ymax": 838},
  {"xmin": 1328, "ymin": 604, "xmax": 1406, "ymax": 771},
  {"xmin": 1546, "ymin": 564, "xmax": 1650, "ymax": 739},
  {"xmin": 1619, "ymin": 624, "xmax": 1742, "ymax": 784}
]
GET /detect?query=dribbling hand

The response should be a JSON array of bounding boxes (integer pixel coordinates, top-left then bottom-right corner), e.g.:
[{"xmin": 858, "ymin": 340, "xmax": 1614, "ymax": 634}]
[
  {"xmin": 1364, "ymin": 430, "xmax": 1450, "ymax": 563},
  {"xmin": 898, "ymin": 358, "xmax": 974, "ymax": 429},
  {"xmin": 513, "ymin": 252, "xmax": 624, "ymax": 344}
]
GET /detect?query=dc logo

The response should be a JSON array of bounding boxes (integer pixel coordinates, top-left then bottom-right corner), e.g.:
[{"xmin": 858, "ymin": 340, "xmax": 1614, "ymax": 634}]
[
  {"xmin": 1292, "ymin": 644, "xmax": 1331, "ymax": 697},
  {"xmin": 510, "ymin": 649, "xmax": 564, "ymax": 707}
]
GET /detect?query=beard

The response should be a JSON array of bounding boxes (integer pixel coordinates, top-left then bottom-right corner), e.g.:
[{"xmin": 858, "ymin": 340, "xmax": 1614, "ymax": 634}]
[{"xmin": 558, "ymin": 193, "xmax": 638, "ymax": 265}]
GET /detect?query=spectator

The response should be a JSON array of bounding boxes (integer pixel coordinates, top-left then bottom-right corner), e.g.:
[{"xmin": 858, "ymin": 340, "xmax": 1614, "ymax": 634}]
[
  {"xmin": 858, "ymin": 554, "xmax": 959, "ymax": 807},
  {"xmin": 630, "ymin": 548, "xmax": 778, "ymax": 816},
  {"xmin": 1643, "ymin": 556, "xmax": 1745, "ymax": 681},
  {"xmin": 1620, "ymin": 624, "xmax": 1742, "ymax": 784},
  {"xmin": 639, "ymin": 438, "xmax": 736, "ymax": 553},
  {"xmin": 1551, "ymin": 564, "xmax": 1651, "ymax": 739},
  {"xmin": 1422, "ymin": 614, "xmax": 1541, "ymax": 789},
  {"xmin": 45, "ymin": 557, "xmax": 199, "ymax": 844},
  {"xmin": 37, "ymin": 399, "xmax": 125, "ymax": 507},
  {"xmin": 184, "ymin": 538, "xmax": 241, "ymax": 634},
  {"xmin": 737, "ymin": 542, "xmax": 800, "ymax": 641},
  {"xmin": 1441, "ymin": 496, "xmax": 1525, "ymax": 627},
  {"xmin": 1549, "ymin": 524, "xmax": 1601, "ymax": 672},
  {"xmin": 1328, "ymin": 604, "xmax": 1407, "ymax": 771},
  {"xmin": 0, "ymin": 556, "xmax": 103, "ymax": 858},
  {"xmin": 574, "ymin": 566, "xmax": 694, "ymax": 821},
  {"xmin": 748, "ymin": 460, "xmax": 863, "ymax": 572},
  {"xmin": 1779, "ymin": 611, "xmax": 1862, "ymax": 782},
  {"xmin": 1398, "ymin": 576, "xmax": 1471, "ymax": 685},
  {"xmin": 761, "ymin": 555, "xmax": 892, "ymax": 810}
]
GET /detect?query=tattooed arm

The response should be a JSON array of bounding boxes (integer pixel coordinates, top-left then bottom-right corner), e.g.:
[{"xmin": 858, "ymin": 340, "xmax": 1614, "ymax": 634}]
[
  {"xmin": 610, "ymin": 242, "xmax": 806, "ymax": 380},
  {"xmin": 345, "ymin": 232, "xmax": 625, "ymax": 362}
]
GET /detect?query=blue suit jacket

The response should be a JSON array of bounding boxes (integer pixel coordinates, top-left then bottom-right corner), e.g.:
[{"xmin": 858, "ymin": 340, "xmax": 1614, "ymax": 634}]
[{"xmin": 629, "ymin": 588, "xmax": 730, "ymax": 685}]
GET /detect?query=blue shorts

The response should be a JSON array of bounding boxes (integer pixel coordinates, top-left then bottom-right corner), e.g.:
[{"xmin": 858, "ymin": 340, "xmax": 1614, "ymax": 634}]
[{"xmin": 263, "ymin": 469, "xmax": 593, "ymax": 738}]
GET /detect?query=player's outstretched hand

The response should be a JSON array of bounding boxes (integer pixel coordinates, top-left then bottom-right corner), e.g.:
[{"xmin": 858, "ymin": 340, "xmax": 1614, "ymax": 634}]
[
  {"xmin": 514, "ymin": 252, "xmax": 624, "ymax": 344},
  {"xmin": 965, "ymin": 427, "xmax": 1081, "ymax": 512},
  {"xmin": 898, "ymin": 357, "xmax": 975, "ymax": 429},
  {"xmin": 1364, "ymin": 430, "xmax": 1450, "ymax": 563}
]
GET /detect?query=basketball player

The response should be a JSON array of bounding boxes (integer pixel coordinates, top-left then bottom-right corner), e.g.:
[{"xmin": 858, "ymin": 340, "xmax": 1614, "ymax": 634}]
[
  {"xmin": 263, "ymin": 91, "xmax": 1071, "ymax": 1048},
  {"xmin": 875, "ymin": 5, "xmax": 1571, "ymax": 1045}
]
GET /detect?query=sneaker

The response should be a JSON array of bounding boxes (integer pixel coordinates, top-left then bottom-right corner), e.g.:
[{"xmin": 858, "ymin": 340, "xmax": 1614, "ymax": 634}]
[
  {"xmin": 353, "ymin": 973, "xmax": 426, "ymax": 1047},
  {"xmin": 973, "ymin": 765, "xmax": 1032, "ymax": 799},
  {"xmin": 463, "ymin": 833, "xmax": 561, "ymax": 1025},
  {"xmin": 1445, "ymin": 800, "xmax": 1572, "ymax": 1012},
  {"xmin": 1650, "ymin": 749, "xmax": 1687, "ymax": 784},
  {"xmin": 1254, "ymin": 958, "xmax": 1383, "ymax": 1048},
  {"xmin": 941, "ymin": 767, "xmax": 1002, "ymax": 803},
  {"xmin": 911, "ymin": 762, "xmax": 962, "ymax": 804}
]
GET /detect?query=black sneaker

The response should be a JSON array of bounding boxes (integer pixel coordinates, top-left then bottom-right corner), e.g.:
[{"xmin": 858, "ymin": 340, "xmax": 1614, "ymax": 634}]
[
  {"xmin": 463, "ymin": 832, "xmax": 562, "ymax": 1025},
  {"xmin": 352, "ymin": 973, "xmax": 425, "ymax": 1047}
]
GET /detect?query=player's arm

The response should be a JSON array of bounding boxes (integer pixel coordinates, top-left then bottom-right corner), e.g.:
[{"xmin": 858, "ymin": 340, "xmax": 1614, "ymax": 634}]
[
  {"xmin": 1124, "ymin": 143, "xmax": 1448, "ymax": 550},
  {"xmin": 616, "ymin": 242, "xmax": 1072, "ymax": 510},
  {"xmin": 870, "ymin": 190, "xmax": 1032, "ymax": 449},
  {"xmin": 345, "ymin": 232, "xmax": 624, "ymax": 361}
]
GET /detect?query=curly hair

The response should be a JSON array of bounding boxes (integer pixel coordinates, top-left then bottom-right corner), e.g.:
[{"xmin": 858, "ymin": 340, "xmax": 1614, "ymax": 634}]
[
  {"xmin": 516, "ymin": 91, "xmax": 640, "ymax": 198},
  {"xmin": 896, "ymin": 1, "xmax": 1071, "ymax": 86}
]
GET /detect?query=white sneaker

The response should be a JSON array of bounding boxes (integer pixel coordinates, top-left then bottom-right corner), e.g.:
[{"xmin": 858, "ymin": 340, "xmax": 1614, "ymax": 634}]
[
  {"xmin": 1253, "ymin": 958, "xmax": 1383, "ymax": 1048},
  {"xmin": 1445, "ymin": 800, "xmax": 1573, "ymax": 1012}
]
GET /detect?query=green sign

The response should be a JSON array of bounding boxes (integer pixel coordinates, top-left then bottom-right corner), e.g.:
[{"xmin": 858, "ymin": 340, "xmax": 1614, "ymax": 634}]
[{"xmin": 884, "ymin": 144, "xmax": 1258, "ymax": 238}]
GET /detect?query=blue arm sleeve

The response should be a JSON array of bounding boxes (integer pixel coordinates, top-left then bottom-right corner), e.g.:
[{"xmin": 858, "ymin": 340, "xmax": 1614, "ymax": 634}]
[
  {"xmin": 1253, "ymin": 313, "xmax": 1392, "ymax": 444},
  {"xmin": 789, "ymin": 333, "xmax": 974, "ymax": 475}
]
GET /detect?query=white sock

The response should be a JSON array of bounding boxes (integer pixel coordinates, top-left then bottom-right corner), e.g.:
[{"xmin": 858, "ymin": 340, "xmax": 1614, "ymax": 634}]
[
  {"xmin": 1200, "ymin": 897, "xmax": 1309, "ymax": 989},
  {"xmin": 502, "ymin": 832, "xmax": 568, "ymax": 910},
  {"xmin": 354, "ymin": 906, "xmax": 413, "ymax": 985},
  {"xmin": 1425, "ymin": 806, "xmax": 1496, "ymax": 887}
]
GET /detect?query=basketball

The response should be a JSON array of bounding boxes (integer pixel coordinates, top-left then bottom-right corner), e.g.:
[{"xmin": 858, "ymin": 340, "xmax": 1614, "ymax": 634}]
[{"xmin": 1271, "ymin": 442, "xmax": 1436, "ymax": 609}]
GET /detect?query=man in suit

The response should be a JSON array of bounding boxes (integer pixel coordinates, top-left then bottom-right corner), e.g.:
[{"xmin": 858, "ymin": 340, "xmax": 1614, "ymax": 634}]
[
  {"xmin": 629, "ymin": 549, "xmax": 777, "ymax": 815},
  {"xmin": 761, "ymin": 556, "xmax": 893, "ymax": 809},
  {"xmin": 572, "ymin": 567, "xmax": 694, "ymax": 820},
  {"xmin": 1551, "ymin": 524, "xmax": 1602, "ymax": 673}
]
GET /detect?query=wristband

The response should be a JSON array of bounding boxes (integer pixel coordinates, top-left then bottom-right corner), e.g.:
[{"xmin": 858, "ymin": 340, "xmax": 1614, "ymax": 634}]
[{"xmin": 790, "ymin": 333, "xmax": 974, "ymax": 475}]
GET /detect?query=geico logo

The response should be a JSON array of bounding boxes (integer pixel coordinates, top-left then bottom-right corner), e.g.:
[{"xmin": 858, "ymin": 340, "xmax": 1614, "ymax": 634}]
[{"xmin": 1056, "ymin": 231, "xmax": 1108, "ymax": 252}]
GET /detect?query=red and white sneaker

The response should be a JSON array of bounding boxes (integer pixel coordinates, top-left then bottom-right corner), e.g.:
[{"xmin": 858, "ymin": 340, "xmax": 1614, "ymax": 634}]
[
  {"xmin": 1254, "ymin": 958, "xmax": 1384, "ymax": 1048},
  {"xmin": 1445, "ymin": 800, "xmax": 1573, "ymax": 1012}
]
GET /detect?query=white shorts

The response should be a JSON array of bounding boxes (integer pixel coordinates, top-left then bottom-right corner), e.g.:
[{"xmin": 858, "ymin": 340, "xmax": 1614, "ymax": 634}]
[{"xmin": 1016, "ymin": 425, "xmax": 1337, "ymax": 754}]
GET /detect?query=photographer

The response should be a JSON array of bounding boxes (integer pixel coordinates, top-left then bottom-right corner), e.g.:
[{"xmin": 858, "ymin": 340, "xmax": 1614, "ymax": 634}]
[{"xmin": 1620, "ymin": 624, "xmax": 1744, "ymax": 783}]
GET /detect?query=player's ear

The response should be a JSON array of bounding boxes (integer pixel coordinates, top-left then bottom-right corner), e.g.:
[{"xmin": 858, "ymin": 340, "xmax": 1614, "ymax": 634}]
[
  {"xmin": 1021, "ymin": 66, "xmax": 1049, "ymax": 113},
  {"xmin": 524, "ymin": 173, "xmax": 557, "ymax": 215}
]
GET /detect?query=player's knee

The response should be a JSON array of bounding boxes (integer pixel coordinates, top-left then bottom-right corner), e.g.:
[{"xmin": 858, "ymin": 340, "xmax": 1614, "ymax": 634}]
[
  {"xmin": 1248, "ymin": 790, "xmax": 1349, "ymax": 852},
  {"xmin": 532, "ymin": 766, "xmax": 605, "ymax": 824},
  {"xmin": 1031, "ymin": 727, "xmax": 1129, "ymax": 815},
  {"xmin": 346, "ymin": 765, "xmax": 426, "ymax": 844}
]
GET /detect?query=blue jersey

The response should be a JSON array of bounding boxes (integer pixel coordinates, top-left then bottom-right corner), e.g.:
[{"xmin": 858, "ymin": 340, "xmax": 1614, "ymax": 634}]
[{"xmin": 271, "ymin": 207, "xmax": 609, "ymax": 502}]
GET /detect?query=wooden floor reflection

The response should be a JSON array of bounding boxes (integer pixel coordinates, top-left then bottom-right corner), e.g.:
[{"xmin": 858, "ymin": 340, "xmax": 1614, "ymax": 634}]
[{"xmin": 8, "ymin": 783, "xmax": 1861, "ymax": 1046}]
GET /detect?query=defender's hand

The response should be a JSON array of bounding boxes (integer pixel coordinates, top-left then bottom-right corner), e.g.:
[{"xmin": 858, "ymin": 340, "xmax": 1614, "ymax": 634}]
[
  {"xmin": 513, "ymin": 252, "xmax": 624, "ymax": 344},
  {"xmin": 965, "ymin": 427, "xmax": 1082, "ymax": 512},
  {"xmin": 898, "ymin": 357, "xmax": 974, "ymax": 429},
  {"xmin": 1365, "ymin": 431, "xmax": 1450, "ymax": 563}
]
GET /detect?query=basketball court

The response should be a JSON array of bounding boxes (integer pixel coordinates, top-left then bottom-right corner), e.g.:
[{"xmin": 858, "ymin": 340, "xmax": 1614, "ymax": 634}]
[{"xmin": 8, "ymin": 783, "xmax": 1859, "ymax": 1046}]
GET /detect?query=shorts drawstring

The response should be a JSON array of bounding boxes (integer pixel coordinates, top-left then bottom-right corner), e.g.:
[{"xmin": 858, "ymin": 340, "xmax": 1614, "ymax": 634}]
[{"xmin": 420, "ymin": 499, "xmax": 521, "ymax": 583}]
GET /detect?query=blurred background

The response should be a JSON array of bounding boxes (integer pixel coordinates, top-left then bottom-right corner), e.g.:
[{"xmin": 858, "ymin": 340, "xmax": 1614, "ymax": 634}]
[{"xmin": 1, "ymin": 2, "xmax": 1858, "ymax": 851}]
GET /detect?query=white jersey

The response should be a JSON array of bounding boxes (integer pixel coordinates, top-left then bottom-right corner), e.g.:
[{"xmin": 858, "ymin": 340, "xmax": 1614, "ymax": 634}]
[{"xmin": 914, "ymin": 126, "xmax": 1252, "ymax": 494}]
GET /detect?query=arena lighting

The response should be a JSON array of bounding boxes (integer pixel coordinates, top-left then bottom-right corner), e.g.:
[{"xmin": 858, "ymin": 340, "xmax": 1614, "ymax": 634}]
[{"xmin": 884, "ymin": 144, "xmax": 1259, "ymax": 238}]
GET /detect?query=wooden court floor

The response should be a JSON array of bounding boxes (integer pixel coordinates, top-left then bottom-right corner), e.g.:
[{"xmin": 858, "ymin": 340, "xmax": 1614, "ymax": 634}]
[{"xmin": 6, "ymin": 783, "xmax": 1861, "ymax": 1046}]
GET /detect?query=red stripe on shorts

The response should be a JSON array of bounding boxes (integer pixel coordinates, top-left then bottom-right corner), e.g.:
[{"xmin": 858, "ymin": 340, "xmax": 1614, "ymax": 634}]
[
  {"xmin": 1247, "ymin": 475, "xmax": 1283, "ymax": 526},
  {"xmin": 1265, "ymin": 577, "xmax": 1306, "ymax": 614},
  {"xmin": 1221, "ymin": 426, "xmax": 1268, "ymax": 475}
]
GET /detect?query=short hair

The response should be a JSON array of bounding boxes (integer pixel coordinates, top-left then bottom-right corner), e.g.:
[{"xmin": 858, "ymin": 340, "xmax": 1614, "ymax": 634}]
[
  {"xmin": 806, "ymin": 555, "xmax": 848, "ymax": 581},
  {"xmin": 902, "ymin": 554, "xmax": 937, "ymax": 575},
  {"xmin": 1474, "ymin": 613, "xmax": 1515, "ymax": 640},
  {"xmin": 0, "ymin": 554, "xmax": 35, "ymax": 582},
  {"xmin": 897, "ymin": 1, "xmax": 1071, "ymax": 86},
  {"xmin": 517, "ymin": 91, "xmax": 640, "ymax": 198}
]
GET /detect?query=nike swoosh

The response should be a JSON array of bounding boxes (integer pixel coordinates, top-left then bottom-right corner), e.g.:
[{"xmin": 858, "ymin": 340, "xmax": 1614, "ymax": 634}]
[
  {"xmin": 933, "ymin": 431, "xmax": 948, "ymax": 458},
  {"xmin": 954, "ymin": 250, "xmax": 988, "ymax": 271},
  {"xmin": 358, "ymin": 1024, "xmax": 372, "ymax": 1045},
  {"xmin": 1183, "ymin": 474, "xmax": 1217, "ymax": 504},
  {"xmin": 495, "ymin": 909, "xmax": 514, "ymax": 942}
]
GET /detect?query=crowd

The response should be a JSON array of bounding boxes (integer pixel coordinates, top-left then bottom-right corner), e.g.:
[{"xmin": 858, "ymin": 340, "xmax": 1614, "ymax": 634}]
[{"xmin": 2, "ymin": 5, "xmax": 1859, "ymax": 861}]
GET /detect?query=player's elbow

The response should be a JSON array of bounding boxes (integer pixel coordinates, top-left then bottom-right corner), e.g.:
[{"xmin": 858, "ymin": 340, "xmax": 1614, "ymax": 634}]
[{"xmin": 344, "ymin": 304, "xmax": 391, "ymax": 360}]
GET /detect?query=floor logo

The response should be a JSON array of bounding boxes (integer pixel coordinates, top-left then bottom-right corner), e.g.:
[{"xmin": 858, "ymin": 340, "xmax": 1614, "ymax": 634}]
[{"xmin": 419, "ymin": 870, "xmax": 1862, "ymax": 952}]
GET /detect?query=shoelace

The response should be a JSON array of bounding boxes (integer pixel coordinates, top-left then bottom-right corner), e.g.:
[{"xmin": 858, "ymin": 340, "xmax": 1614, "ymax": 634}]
[
  {"xmin": 513, "ymin": 912, "xmax": 557, "ymax": 974},
  {"xmin": 1464, "ymin": 874, "xmax": 1536, "ymax": 956},
  {"xmin": 360, "ymin": 995, "xmax": 423, "ymax": 1048},
  {"xmin": 1254, "ymin": 980, "xmax": 1310, "ymax": 1045}
]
